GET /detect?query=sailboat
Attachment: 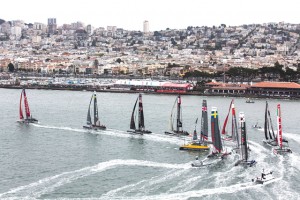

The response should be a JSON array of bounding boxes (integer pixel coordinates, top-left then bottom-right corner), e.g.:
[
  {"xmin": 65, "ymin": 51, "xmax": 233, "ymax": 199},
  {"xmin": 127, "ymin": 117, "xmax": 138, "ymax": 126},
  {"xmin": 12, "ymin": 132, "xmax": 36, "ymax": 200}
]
[
  {"xmin": 127, "ymin": 94, "xmax": 152, "ymax": 134},
  {"xmin": 83, "ymin": 91, "xmax": 106, "ymax": 130},
  {"xmin": 18, "ymin": 88, "xmax": 38, "ymax": 124},
  {"xmin": 179, "ymin": 100, "xmax": 210, "ymax": 151},
  {"xmin": 192, "ymin": 107, "xmax": 231, "ymax": 167},
  {"xmin": 263, "ymin": 101, "xmax": 288, "ymax": 147},
  {"xmin": 273, "ymin": 104, "xmax": 292, "ymax": 154},
  {"xmin": 164, "ymin": 95, "xmax": 189, "ymax": 136},
  {"xmin": 234, "ymin": 112, "xmax": 256, "ymax": 167},
  {"xmin": 245, "ymin": 98, "xmax": 255, "ymax": 103},
  {"xmin": 221, "ymin": 99, "xmax": 239, "ymax": 145}
]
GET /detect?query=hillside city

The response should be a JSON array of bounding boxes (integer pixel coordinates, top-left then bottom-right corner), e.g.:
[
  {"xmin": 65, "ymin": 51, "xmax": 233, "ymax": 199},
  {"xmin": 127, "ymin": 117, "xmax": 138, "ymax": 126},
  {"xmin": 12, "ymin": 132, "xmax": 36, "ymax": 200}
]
[{"xmin": 0, "ymin": 18, "xmax": 299, "ymax": 82}]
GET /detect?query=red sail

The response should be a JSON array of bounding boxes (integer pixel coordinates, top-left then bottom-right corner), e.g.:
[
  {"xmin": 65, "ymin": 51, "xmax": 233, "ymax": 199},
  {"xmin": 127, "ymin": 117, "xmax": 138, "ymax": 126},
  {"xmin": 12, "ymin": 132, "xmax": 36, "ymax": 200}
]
[
  {"xmin": 221, "ymin": 99, "xmax": 233, "ymax": 135},
  {"xmin": 23, "ymin": 89, "xmax": 31, "ymax": 118},
  {"xmin": 277, "ymin": 104, "xmax": 283, "ymax": 148},
  {"xmin": 19, "ymin": 91, "xmax": 24, "ymax": 120}
]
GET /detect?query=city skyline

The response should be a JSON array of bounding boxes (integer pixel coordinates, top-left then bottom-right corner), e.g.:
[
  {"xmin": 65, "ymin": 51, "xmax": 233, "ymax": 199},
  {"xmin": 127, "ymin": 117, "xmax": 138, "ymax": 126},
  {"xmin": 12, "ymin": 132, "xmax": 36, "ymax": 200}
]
[{"xmin": 1, "ymin": 0, "xmax": 299, "ymax": 31}]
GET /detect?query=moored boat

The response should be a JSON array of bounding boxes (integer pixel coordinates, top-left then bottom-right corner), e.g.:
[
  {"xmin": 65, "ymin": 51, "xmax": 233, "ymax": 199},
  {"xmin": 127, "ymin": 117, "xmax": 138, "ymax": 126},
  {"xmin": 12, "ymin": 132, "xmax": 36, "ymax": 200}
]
[{"xmin": 245, "ymin": 98, "xmax": 255, "ymax": 103}]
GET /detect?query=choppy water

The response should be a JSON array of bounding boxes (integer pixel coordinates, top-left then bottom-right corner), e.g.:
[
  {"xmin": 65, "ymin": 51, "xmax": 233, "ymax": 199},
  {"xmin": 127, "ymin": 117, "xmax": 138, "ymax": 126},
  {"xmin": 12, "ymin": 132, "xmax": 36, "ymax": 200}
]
[{"xmin": 0, "ymin": 88, "xmax": 299, "ymax": 199}]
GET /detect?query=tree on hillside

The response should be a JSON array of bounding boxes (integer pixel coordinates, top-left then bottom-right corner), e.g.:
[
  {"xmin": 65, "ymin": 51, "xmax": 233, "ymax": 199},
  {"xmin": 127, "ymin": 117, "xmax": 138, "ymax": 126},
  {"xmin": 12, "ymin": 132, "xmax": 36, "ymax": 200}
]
[
  {"xmin": 94, "ymin": 59, "xmax": 99, "ymax": 69},
  {"xmin": 8, "ymin": 63, "xmax": 15, "ymax": 72},
  {"xmin": 0, "ymin": 19, "xmax": 5, "ymax": 25},
  {"xmin": 116, "ymin": 58, "xmax": 122, "ymax": 63}
]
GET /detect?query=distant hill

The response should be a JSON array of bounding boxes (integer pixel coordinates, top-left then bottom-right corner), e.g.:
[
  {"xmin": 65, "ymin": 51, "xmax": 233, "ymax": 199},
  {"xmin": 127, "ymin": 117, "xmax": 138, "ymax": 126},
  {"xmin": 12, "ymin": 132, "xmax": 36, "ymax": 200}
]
[{"xmin": 0, "ymin": 18, "xmax": 5, "ymax": 25}]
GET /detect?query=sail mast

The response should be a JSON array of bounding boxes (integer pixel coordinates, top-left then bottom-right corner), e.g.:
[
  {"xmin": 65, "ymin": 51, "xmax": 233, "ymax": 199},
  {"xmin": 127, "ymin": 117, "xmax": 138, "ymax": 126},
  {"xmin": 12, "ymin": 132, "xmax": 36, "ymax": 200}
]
[
  {"xmin": 200, "ymin": 100, "xmax": 208, "ymax": 142},
  {"xmin": 239, "ymin": 112, "xmax": 248, "ymax": 161},
  {"xmin": 130, "ymin": 98, "xmax": 138, "ymax": 130},
  {"xmin": 277, "ymin": 104, "xmax": 283, "ymax": 149},
  {"xmin": 176, "ymin": 95, "xmax": 182, "ymax": 133},
  {"xmin": 138, "ymin": 94, "xmax": 145, "ymax": 131},
  {"xmin": 211, "ymin": 107, "xmax": 222, "ymax": 153},
  {"xmin": 93, "ymin": 92, "xmax": 99, "ymax": 126},
  {"xmin": 268, "ymin": 107, "xmax": 276, "ymax": 139},
  {"xmin": 19, "ymin": 90, "xmax": 24, "ymax": 120},
  {"xmin": 222, "ymin": 99, "xmax": 233, "ymax": 135},
  {"xmin": 193, "ymin": 118, "xmax": 198, "ymax": 141},
  {"xmin": 264, "ymin": 101, "xmax": 269, "ymax": 140},
  {"xmin": 169, "ymin": 98, "xmax": 177, "ymax": 132},
  {"xmin": 23, "ymin": 89, "xmax": 31, "ymax": 119},
  {"xmin": 232, "ymin": 102, "xmax": 239, "ymax": 146}
]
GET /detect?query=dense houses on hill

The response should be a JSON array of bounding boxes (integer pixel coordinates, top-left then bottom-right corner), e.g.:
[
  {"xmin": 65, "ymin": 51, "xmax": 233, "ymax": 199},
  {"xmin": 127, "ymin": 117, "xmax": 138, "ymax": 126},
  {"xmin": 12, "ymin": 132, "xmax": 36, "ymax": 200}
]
[{"xmin": 0, "ymin": 19, "xmax": 299, "ymax": 82}]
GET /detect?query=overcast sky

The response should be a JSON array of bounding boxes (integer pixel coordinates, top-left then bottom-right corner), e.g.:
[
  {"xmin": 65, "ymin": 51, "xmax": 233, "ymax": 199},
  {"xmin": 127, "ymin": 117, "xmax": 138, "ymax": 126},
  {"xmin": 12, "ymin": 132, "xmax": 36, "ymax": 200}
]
[{"xmin": 1, "ymin": 0, "xmax": 299, "ymax": 31}]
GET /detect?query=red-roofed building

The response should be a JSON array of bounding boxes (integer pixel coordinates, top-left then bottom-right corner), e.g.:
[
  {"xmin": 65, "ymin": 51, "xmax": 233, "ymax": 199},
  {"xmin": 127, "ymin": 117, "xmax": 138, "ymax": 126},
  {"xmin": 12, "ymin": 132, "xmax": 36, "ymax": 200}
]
[{"xmin": 249, "ymin": 82, "xmax": 300, "ymax": 97}]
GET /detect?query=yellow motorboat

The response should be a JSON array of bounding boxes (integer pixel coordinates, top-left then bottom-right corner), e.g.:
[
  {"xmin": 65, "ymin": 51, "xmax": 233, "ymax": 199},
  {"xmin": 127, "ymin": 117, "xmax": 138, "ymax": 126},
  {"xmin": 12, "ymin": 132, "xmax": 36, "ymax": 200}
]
[{"xmin": 179, "ymin": 142, "xmax": 210, "ymax": 151}]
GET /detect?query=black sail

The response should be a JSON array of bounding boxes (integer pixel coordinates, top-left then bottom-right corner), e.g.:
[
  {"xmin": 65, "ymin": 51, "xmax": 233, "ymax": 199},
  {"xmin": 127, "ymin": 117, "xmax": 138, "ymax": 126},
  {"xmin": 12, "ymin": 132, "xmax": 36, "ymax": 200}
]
[
  {"xmin": 86, "ymin": 94, "xmax": 93, "ymax": 125},
  {"xmin": 93, "ymin": 93, "xmax": 99, "ymax": 126},
  {"xmin": 240, "ymin": 112, "xmax": 248, "ymax": 161},
  {"xmin": 264, "ymin": 101, "xmax": 269, "ymax": 140},
  {"xmin": 130, "ymin": 98, "xmax": 138, "ymax": 130},
  {"xmin": 200, "ymin": 100, "xmax": 208, "ymax": 142},
  {"xmin": 176, "ymin": 95, "xmax": 182, "ymax": 133},
  {"xmin": 211, "ymin": 107, "xmax": 222, "ymax": 152},
  {"xmin": 267, "ymin": 109, "xmax": 275, "ymax": 139},
  {"xmin": 265, "ymin": 101, "xmax": 275, "ymax": 140},
  {"xmin": 138, "ymin": 94, "xmax": 145, "ymax": 130}
]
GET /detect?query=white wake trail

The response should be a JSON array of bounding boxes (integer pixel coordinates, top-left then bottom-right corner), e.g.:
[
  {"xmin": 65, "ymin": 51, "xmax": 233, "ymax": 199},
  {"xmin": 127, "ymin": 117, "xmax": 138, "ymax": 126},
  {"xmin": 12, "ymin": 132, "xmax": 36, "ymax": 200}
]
[
  {"xmin": 101, "ymin": 178, "xmax": 281, "ymax": 200},
  {"xmin": 0, "ymin": 159, "xmax": 190, "ymax": 199},
  {"xmin": 32, "ymin": 124, "xmax": 185, "ymax": 145}
]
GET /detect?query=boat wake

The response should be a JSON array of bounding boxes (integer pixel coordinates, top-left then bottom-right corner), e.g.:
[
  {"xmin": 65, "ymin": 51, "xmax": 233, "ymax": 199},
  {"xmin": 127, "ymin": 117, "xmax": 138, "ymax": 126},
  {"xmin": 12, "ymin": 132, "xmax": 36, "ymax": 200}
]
[
  {"xmin": 284, "ymin": 132, "xmax": 300, "ymax": 144},
  {"xmin": 31, "ymin": 123, "xmax": 86, "ymax": 133},
  {"xmin": 31, "ymin": 123, "xmax": 185, "ymax": 145},
  {"xmin": 101, "ymin": 178, "xmax": 281, "ymax": 200},
  {"xmin": 0, "ymin": 159, "xmax": 190, "ymax": 199}
]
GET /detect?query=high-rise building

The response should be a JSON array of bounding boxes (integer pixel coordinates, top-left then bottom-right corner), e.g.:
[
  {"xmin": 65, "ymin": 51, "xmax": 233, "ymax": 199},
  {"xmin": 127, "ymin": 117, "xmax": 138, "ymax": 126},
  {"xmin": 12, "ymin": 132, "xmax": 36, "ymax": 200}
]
[
  {"xmin": 47, "ymin": 18, "xmax": 57, "ymax": 34},
  {"xmin": 143, "ymin": 20, "xmax": 149, "ymax": 34}
]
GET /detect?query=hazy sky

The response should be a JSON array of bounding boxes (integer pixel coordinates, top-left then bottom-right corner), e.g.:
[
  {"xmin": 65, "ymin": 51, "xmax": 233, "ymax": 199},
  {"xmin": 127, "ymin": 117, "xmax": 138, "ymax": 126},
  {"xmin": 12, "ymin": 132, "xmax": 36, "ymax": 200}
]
[{"xmin": 1, "ymin": 0, "xmax": 299, "ymax": 31}]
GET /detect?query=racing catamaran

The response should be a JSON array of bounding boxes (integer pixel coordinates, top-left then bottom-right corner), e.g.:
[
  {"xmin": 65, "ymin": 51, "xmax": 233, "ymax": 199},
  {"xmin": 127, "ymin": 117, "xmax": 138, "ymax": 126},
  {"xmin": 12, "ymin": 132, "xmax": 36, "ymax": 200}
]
[
  {"xmin": 179, "ymin": 100, "xmax": 210, "ymax": 151},
  {"xmin": 127, "ymin": 94, "xmax": 152, "ymax": 134},
  {"xmin": 234, "ymin": 112, "xmax": 256, "ymax": 167},
  {"xmin": 192, "ymin": 107, "xmax": 231, "ymax": 167},
  {"xmin": 18, "ymin": 88, "xmax": 38, "ymax": 124},
  {"xmin": 165, "ymin": 95, "xmax": 189, "ymax": 136},
  {"xmin": 273, "ymin": 104, "xmax": 292, "ymax": 154},
  {"xmin": 221, "ymin": 99, "xmax": 240, "ymax": 149},
  {"xmin": 263, "ymin": 101, "xmax": 288, "ymax": 147},
  {"xmin": 83, "ymin": 91, "xmax": 106, "ymax": 130}
]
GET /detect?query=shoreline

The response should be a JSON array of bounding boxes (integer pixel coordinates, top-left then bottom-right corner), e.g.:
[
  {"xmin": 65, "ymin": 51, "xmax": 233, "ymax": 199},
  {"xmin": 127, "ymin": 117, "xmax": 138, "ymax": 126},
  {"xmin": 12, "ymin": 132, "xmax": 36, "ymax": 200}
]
[{"xmin": 1, "ymin": 85, "xmax": 299, "ymax": 100}]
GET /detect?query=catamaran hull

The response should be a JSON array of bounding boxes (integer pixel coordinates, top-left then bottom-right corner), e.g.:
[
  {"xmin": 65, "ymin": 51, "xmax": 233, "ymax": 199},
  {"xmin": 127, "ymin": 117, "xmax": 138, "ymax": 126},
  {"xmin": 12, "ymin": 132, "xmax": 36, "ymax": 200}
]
[
  {"xmin": 179, "ymin": 143, "xmax": 210, "ymax": 151},
  {"xmin": 83, "ymin": 125, "xmax": 106, "ymax": 130},
  {"xmin": 234, "ymin": 160, "xmax": 257, "ymax": 167},
  {"xmin": 164, "ymin": 131, "xmax": 189, "ymax": 136},
  {"xmin": 18, "ymin": 118, "xmax": 38, "ymax": 124},
  {"xmin": 273, "ymin": 148, "xmax": 292, "ymax": 154},
  {"xmin": 127, "ymin": 129, "xmax": 152, "ymax": 134}
]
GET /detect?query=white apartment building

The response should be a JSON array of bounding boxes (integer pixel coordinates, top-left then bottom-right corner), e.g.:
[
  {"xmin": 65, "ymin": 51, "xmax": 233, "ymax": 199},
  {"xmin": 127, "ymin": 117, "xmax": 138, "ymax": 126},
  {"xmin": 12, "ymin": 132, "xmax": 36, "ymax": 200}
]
[
  {"xmin": 143, "ymin": 20, "xmax": 149, "ymax": 34},
  {"xmin": 11, "ymin": 26, "xmax": 22, "ymax": 39}
]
